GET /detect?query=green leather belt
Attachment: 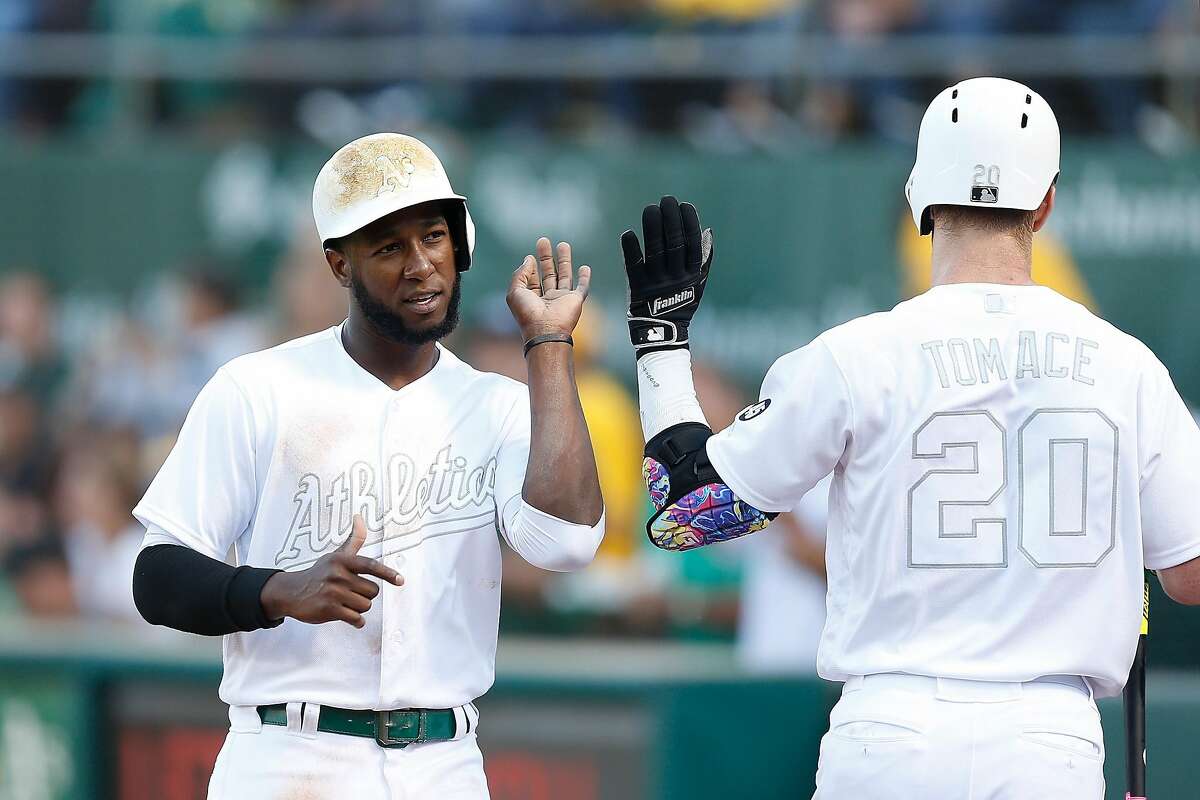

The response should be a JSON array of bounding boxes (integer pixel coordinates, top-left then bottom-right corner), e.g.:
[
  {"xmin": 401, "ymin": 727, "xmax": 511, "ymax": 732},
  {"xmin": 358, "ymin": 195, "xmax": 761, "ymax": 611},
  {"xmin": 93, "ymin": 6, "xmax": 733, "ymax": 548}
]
[{"xmin": 257, "ymin": 704, "xmax": 457, "ymax": 748}]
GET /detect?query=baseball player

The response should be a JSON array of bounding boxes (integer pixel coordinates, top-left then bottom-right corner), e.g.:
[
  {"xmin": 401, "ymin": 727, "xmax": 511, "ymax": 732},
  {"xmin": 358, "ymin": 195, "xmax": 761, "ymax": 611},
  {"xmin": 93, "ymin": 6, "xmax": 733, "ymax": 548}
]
[
  {"xmin": 131, "ymin": 132, "xmax": 605, "ymax": 799},
  {"xmin": 620, "ymin": 78, "xmax": 1200, "ymax": 798}
]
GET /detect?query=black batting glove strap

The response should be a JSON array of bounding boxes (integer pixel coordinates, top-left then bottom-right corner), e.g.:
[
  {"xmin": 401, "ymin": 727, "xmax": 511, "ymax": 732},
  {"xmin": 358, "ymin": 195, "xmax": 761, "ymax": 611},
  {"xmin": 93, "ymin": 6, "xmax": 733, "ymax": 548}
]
[{"xmin": 621, "ymin": 196, "xmax": 714, "ymax": 357}]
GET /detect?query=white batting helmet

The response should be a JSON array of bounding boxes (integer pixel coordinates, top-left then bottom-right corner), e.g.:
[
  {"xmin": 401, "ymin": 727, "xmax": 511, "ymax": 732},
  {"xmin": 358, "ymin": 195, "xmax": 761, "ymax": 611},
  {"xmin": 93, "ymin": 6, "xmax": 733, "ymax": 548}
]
[
  {"xmin": 905, "ymin": 77, "xmax": 1060, "ymax": 236},
  {"xmin": 313, "ymin": 132, "xmax": 476, "ymax": 271}
]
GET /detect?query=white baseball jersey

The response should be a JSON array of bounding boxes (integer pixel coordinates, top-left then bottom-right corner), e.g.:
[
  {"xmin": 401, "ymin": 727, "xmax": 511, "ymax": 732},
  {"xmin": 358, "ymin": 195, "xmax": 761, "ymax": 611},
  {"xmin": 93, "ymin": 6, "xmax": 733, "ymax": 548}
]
[
  {"xmin": 707, "ymin": 283, "xmax": 1200, "ymax": 697},
  {"xmin": 134, "ymin": 323, "xmax": 601, "ymax": 710}
]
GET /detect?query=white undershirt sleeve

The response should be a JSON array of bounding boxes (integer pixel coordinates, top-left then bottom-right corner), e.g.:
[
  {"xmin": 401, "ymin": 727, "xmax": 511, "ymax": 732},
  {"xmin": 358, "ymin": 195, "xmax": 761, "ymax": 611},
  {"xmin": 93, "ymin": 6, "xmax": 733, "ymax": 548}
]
[
  {"xmin": 636, "ymin": 349, "xmax": 709, "ymax": 441},
  {"xmin": 501, "ymin": 500, "xmax": 605, "ymax": 573}
]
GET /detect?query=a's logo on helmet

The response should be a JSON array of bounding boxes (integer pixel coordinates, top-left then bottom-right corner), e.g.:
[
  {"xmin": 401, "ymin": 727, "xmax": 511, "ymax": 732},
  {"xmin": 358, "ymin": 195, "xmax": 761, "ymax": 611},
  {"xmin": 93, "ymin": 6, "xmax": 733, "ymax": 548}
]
[
  {"xmin": 376, "ymin": 152, "xmax": 417, "ymax": 196},
  {"xmin": 737, "ymin": 399, "xmax": 771, "ymax": 422}
]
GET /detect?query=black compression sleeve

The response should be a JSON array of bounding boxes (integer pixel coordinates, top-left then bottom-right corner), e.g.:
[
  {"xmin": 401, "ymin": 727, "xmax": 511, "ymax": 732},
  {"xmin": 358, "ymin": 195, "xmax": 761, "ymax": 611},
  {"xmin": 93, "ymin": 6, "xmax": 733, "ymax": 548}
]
[{"xmin": 133, "ymin": 544, "xmax": 284, "ymax": 636}]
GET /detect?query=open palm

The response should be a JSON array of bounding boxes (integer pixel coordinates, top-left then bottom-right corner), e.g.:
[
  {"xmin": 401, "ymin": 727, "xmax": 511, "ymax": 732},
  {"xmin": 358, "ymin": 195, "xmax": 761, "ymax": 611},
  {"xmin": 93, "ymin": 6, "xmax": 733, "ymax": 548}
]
[{"xmin": 507, "ymin": 237, "xmax": 592, "ymax": 340}]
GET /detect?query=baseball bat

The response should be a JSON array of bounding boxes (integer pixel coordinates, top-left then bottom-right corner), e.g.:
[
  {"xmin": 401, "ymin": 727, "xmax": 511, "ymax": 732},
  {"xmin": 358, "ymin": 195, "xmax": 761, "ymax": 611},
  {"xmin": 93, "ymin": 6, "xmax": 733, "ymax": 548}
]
[{"xmin": 1123, "ymin": 579, "xmax": 1148, "ymax": 800}]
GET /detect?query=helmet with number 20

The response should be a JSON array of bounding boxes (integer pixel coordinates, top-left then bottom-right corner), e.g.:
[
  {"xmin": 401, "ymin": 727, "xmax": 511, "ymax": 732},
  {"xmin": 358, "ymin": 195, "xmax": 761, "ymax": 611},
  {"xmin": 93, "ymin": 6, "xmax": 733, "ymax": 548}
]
[{"xmin": 905, "ymin": 77, "xmax": 1060, "ymax": 236}]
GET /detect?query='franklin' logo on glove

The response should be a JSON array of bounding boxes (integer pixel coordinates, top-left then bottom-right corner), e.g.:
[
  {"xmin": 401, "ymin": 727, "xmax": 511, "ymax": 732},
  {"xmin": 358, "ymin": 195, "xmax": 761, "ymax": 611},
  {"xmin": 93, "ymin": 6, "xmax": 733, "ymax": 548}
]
[{"xmin": 651, "ymin": 287, "xmax": 696, "ymax": 316}]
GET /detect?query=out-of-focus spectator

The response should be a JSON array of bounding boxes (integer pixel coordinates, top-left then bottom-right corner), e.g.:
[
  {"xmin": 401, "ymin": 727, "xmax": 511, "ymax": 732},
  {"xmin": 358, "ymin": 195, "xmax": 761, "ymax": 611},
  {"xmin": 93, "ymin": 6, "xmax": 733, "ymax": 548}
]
[
  {"xmin": 67, "ymin": 262, "xmax": 266, "ymax": 439},
  {"xmin": 737, "ymin": 474, "xmax": 830, "ymax": 673},
  {"xmin": 0, "ymin": 389, "xmax": 55, "ymax": 497},
  {"xmin": 2, "ymin": 538, "xmax": 76, "ymax": 618},
  {"xmin": 52, "ymin": 434, "xmax": 142, "ymax": 623},
  {"xmin": 176, "ymin": 265, "xmax": 268, "ymax": 395},
  {"xmin": 0, "ymin": 272, "xmax": 68, "ymax": 406},
  {"xmin": 271, "ymin": 224, "xmax": 352, "ymax": 343},
  {"xmin": 0, "ymin": 488, "xmax": 51, "ymax": 550},
  {"xmin": 66, "ymin": 315, "xmax": 176, "ymax": 438},
  {"xmin": 54, "ymin": 440, "xmax": 144, "ymax": 623}
]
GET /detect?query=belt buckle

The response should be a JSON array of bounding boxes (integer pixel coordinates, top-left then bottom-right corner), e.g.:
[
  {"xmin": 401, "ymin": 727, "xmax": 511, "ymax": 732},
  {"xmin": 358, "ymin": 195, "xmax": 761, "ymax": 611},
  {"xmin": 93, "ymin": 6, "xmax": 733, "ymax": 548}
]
[{"xmin": 374, "ymin": 710, "xmax": 425, "ymax": 748}]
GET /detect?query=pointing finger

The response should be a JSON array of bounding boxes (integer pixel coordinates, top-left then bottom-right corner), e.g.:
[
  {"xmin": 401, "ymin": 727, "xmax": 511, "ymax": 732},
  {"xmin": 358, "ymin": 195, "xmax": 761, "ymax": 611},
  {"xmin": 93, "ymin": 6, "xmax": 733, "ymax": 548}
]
[{"xmin": 348, "ymin": 555, "xmax": 404, "ymax": 586}]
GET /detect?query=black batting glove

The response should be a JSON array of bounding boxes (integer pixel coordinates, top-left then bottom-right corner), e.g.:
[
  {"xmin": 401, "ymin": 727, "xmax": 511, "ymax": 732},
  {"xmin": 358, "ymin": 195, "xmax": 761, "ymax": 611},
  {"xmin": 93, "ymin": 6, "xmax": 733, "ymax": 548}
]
[{"xmin": 621, "ymin": 195, "xmax": 714, "ymax": 358}]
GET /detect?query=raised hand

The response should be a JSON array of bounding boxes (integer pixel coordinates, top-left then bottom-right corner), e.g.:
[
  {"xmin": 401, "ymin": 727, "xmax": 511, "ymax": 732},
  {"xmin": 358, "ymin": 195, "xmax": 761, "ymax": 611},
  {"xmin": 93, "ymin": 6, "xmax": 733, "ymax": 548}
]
[
  {"xmin": 506, "ymin": 237, "xmax": 592, "ymax": 341},
  {"xmin": 620, "ymin": 195, "xmax": 713, "ymax": 357},
  {"xmin": 260, "ymin": 514, "xmax": 403, "ymax": 628}
]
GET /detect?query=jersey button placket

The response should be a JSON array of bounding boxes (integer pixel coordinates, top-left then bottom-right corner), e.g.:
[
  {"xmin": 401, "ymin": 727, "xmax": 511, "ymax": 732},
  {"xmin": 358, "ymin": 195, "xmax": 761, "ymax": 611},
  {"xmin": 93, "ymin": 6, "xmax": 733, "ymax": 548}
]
[{"xmin": 379, "ymin": 394, "xmax": 414, "ymax": 701}]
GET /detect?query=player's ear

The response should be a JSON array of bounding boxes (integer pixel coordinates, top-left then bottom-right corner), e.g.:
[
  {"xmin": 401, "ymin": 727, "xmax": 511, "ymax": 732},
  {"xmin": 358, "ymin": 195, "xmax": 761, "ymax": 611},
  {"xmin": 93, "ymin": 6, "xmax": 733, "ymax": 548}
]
[
  {"xmin": 324, "ymin": 244, "xmax": 353, "ymax": 288},
  {"xmin": 1032, "ymin": 184, "xmax": 1056, "ymax": 233}
]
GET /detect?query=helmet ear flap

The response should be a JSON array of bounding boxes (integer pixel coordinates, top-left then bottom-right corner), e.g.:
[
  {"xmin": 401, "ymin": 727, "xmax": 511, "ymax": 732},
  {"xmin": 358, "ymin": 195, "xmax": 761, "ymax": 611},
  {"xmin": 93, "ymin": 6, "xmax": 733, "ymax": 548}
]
[
  {"xmin": 443, "ymin": 200, "xmax": 472, "ymax": 272},
  {"xmin": 920, "ymin": 208, "xmax": 935, "ymax": 236}
]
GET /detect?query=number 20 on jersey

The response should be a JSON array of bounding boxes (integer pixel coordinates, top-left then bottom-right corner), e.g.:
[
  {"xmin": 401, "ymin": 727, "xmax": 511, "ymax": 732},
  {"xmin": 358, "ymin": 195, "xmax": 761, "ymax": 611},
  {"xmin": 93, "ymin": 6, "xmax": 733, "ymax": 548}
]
[{"xmin": 907, "ymin": 408, "xmax": 1117, "ymax": 569}]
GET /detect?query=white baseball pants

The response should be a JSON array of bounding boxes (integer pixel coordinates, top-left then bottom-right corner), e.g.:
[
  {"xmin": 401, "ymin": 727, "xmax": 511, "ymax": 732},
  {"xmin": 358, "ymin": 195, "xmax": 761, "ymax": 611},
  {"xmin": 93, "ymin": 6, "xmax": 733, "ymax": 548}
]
[
  {"xmin": 207, "ymin": 704, "xmax": 489, "ymax": 800},
  {"xmin": 813, "ymin": 673, "xmax": 1105, "ymax": 800}
]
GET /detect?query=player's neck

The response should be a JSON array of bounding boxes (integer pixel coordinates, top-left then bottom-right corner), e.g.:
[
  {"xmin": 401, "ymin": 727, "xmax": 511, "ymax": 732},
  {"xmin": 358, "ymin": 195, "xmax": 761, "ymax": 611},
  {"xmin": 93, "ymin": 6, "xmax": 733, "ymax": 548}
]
[
  {"xmin": 930, "ymin": 231, "xmax": 1035, "ymax": 288},
  {"xmin": 340, "ymin": 315, "xmax": 440, "ymax": 390}
]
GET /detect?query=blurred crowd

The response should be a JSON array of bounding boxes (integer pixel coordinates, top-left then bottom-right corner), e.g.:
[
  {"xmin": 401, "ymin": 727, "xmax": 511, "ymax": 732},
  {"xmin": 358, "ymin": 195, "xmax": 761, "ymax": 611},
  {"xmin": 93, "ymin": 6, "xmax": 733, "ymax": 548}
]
[
  {"xmin": 1, "ymin": 0, "xmax": 1195, "ymax": 147},
  {"xmin": 0, "ymin": 217, "xmax": 830, "ymax": 672}
]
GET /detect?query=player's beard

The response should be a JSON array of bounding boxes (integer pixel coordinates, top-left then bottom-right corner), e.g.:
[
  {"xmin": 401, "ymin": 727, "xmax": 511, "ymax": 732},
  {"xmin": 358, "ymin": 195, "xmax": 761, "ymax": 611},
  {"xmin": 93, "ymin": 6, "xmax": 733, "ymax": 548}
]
[{"xmin": 350, "ymin": 270, "xmax": 462, "ymax": 346}]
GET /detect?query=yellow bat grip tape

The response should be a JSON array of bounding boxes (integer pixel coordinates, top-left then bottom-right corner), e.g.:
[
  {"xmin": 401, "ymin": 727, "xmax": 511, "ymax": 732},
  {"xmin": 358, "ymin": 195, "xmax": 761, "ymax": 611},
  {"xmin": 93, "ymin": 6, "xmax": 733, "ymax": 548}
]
[{"xmin": 1141, "ymin": 582, "xmax": 1150, "ymax": 635}]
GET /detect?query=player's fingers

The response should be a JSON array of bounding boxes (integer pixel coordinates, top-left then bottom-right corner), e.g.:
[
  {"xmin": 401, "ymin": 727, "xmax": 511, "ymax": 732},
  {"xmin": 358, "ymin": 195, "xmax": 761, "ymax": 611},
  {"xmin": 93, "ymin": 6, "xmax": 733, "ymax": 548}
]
[
  {"xmin": 347, "ymin": 555, "xmax": 404, "ymax": 586},
  {"xmin": 641, "ymin": 203, "xmax": 664, "ymax": 275},
  {"xmin": 681, "ymin": 202, "xmax": 702, "ymax": 274},
  {"xmin": 620, "ymin": 230, "xmax": 644, "ymax": 277},
  {"xmin": 333, "ymin": 587, "xmax": 373, "ymax": 615},
  {"xmin": 661, "ymin": 195, "xmax": 685, "ymax": 278},
  {"xmin": 338, "ymin": 572, "xmax": 381, "ymax": 600},
  {"xmin": 511, "ymin": 255, "xmax": 539, "ymax": 293},
  {"xmin": 337, "ymin": 514, "xmax": 368, "ymax": 555},
  {"xmin": 555, "ymin": 241, "xmax": 572, "ymax": 290},
  {"xmin": 331, "ymin": 604, "xmax": 365, "ymax": 629},
  {"xmin": 575, "ymin": 265, "xmax": 592, "ymax": 301},
  {"xmin": 535, "ymin": 237, "xmax": 556, "ymax": 294}
]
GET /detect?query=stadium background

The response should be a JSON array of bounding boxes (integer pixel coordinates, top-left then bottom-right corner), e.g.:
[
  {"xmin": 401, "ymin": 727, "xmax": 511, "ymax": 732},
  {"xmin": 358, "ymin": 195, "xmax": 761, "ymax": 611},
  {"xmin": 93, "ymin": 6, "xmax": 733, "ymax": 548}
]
[{"xmin": 0, "ymin": 0, "xmax": 1198, "ymax": 798}]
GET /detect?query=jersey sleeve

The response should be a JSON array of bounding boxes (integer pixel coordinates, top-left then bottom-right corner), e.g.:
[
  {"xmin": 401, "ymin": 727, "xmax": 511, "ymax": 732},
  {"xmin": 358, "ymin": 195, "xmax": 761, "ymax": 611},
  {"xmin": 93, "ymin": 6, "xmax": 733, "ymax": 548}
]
[
  {"xmin": 492, "ymin": 390, "xmax": 531, "ymax": 542},
  {"xmin": 132, "ymin": 368, "xmax": 258, "ymax": 562},
  {"xmin": 705, "ymin": 338, "xmax": 853, "ymax": 514},
  {"xmin": 1138, "ymin": 363, "xmax": 1200, "ymax": 571}
]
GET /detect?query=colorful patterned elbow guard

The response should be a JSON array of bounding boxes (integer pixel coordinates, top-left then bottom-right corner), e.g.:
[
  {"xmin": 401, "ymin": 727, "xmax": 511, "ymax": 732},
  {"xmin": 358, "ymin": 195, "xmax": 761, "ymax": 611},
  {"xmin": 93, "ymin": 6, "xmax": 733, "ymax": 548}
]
[{"xmin": 642, "ymin": 423, "xmax": 773, "ymax": 551}]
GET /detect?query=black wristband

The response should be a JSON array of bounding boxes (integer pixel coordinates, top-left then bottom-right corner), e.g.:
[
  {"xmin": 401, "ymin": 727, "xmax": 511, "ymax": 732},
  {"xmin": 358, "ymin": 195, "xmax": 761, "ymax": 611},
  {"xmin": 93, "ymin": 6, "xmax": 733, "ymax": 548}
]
[{"xmin": 523, "ymin": 333, "xmax": 573, "ymax": 357}]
